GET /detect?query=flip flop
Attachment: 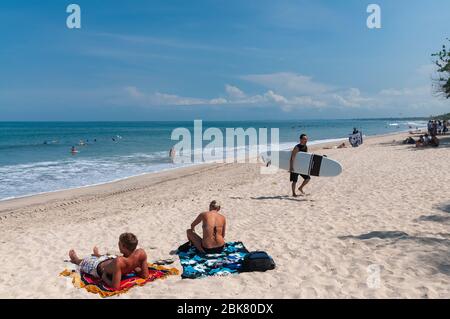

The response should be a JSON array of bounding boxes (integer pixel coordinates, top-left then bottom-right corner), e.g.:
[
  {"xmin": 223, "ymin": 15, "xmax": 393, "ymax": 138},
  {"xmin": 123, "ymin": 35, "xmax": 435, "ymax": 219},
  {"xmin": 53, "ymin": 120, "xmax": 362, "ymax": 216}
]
[{"xmin": 154, "ymin": 258, "xmax": 175, "ymax": 265}]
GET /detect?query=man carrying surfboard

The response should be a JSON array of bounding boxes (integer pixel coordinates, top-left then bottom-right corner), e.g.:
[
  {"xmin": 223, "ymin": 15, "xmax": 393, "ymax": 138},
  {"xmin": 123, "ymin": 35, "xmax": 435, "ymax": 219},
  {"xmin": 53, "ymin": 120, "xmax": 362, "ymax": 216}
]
[{"xmin": 290, "ymin": 134, "xmax": 311, "ymax": 197}]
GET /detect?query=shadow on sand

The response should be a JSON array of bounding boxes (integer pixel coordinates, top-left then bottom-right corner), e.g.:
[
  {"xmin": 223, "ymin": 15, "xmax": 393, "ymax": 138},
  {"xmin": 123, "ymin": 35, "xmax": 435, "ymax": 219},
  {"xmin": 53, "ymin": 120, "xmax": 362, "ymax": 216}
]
[
  {"xmin": 377, "ymin": 140, "xmax": 404, "ymax": 147},
  {"xmin": 250, "ymin": 195, "xmax": 310, "ymax": 202},
  {"xmin": 415, "ymin": 215, "xmax": 450, "ymax": 224},
  {"xmin": 414, "ymin": 202, "xmax": 450, "ymax": 224},
  {"xmin": 436, "ymin": 202, "xmax": 450, "ymax": 214},
  {"xmin": 339, "ymin": 230, "xmax": 450, "ymax": 246},
  {"xmin": 338, "ymin": 230, "xmax": 450, "ymax": 276},
  {"xmin": 338, "ymin": 231, "xmax": 409, "ymax": 240}
]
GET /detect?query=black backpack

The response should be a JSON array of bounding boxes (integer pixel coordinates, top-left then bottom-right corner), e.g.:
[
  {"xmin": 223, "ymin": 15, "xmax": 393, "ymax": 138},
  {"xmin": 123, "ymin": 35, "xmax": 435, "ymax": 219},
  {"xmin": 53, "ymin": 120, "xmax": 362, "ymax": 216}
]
[{"xmin": 241, "ymin": 251, "xmax": 276, "ymax": 272}]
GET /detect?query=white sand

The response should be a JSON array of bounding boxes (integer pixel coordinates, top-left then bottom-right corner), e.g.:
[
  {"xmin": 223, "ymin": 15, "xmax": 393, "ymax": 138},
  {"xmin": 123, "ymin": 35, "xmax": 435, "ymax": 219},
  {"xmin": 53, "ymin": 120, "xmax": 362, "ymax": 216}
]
[{"xmin": 0, "ymin": 132, "xmax": 449, "ymax": 299}]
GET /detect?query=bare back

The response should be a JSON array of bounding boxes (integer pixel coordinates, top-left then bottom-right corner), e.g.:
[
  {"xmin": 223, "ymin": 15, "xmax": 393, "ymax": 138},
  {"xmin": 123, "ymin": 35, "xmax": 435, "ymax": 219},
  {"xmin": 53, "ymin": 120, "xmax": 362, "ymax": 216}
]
[
  {"xmin": 100, "ymin": 248, "xmax": 148, "ymax": 279},
  {"xmin": 201, "ymin": 211, "xmax": 226, "ymax": 249}
]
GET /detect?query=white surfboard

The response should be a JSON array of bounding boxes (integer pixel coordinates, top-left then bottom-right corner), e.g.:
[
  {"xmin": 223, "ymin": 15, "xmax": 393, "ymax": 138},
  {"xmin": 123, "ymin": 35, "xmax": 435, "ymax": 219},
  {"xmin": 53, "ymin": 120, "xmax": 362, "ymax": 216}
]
[{"xmin": 260, "ymin": 150, "xmax": 342, "ymax": 177}]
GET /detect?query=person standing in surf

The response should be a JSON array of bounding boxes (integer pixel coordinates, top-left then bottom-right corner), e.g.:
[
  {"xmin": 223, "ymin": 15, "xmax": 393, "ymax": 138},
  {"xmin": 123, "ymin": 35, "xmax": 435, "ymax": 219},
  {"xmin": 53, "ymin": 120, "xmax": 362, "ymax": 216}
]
[
  {"xmin": 289, "ymin": 134, "xmax": 311, "ymax": 197},
  {"xmin": 169, "ymin": 146, "xmax": 176, "ymax": 163}
]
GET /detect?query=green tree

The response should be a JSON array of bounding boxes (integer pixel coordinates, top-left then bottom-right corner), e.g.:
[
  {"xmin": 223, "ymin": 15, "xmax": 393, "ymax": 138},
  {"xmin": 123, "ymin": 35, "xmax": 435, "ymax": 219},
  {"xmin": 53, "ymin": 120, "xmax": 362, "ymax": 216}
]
[{"xmin": 432, "ymin": 38, "xmax": 450, "ymax": 98}]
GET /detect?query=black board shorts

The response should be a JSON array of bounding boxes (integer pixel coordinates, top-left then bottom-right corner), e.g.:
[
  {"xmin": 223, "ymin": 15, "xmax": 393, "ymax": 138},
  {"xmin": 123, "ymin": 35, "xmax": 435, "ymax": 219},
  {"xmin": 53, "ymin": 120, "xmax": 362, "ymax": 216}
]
[
  {"xmin": 290, "ymin": 172, "xmax": 311, "ymax": 183},
  {"xmin": 202, "ymin": 245, "xmax": 225, "ymax": 254}
]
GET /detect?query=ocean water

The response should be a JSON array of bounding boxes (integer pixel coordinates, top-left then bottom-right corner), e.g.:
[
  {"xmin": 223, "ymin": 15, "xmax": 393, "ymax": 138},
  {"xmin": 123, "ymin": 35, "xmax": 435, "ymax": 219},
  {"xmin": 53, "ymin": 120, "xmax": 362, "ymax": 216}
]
[{"xmin": 0, "ymin": 119, "xmax": 426, "ymax": 201}]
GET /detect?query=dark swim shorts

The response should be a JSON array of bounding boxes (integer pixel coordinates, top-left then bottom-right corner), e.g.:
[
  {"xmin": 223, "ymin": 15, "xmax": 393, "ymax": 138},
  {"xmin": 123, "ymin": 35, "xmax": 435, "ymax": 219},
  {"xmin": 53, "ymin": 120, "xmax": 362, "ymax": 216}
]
[
  {"xmin": 203, "ymin": 245, "xmax": 225, "ymax": 254},
  {"xmin": 290, "ymin": 172, "xmax": 311, "ymax": 183}
]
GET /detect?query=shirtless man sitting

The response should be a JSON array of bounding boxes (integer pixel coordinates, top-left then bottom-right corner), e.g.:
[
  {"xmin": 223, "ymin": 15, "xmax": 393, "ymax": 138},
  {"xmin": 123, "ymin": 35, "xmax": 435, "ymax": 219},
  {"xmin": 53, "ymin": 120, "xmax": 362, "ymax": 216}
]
[
  {"xmin": 68, "ymin": 232, "xmax": 149, "ymax": 290},
  {"xmin": 186, "ymin": 200, "xmax": 226, "ymax": 254}
]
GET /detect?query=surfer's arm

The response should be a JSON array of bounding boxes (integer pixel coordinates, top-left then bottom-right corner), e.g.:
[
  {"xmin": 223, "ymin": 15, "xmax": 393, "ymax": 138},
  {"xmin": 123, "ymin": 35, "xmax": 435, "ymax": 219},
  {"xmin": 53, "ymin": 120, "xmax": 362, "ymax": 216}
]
[{"xmin": 289, "ymin": 147, "xmax": 299, "ymax": 171}]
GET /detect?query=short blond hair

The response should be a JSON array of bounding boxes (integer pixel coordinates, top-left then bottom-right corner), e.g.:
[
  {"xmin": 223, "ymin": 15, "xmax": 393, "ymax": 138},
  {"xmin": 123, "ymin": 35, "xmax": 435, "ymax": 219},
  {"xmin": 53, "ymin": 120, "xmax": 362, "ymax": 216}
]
[{"xmin": 209, "ymin": 200, "xmax": 221, "ymax": 210}]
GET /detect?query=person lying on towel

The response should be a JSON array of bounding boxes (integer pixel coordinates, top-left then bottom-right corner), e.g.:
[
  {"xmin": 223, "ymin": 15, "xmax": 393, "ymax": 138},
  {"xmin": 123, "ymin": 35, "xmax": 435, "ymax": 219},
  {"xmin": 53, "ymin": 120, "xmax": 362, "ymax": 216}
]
[
  {"xmin": 68, "ymin": 233, "xmax": 149, "ymax": 290},
  {"xmin": 186, "ymin": 200, "xmax": 227, "ymax": 254}
]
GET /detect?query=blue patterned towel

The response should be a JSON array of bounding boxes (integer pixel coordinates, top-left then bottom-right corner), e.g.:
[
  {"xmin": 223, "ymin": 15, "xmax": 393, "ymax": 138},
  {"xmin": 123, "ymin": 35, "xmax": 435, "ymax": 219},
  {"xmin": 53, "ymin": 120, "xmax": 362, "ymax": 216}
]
[{"xmin": 177, "ymin": 242, "xmax": 249, "ymax": 279}]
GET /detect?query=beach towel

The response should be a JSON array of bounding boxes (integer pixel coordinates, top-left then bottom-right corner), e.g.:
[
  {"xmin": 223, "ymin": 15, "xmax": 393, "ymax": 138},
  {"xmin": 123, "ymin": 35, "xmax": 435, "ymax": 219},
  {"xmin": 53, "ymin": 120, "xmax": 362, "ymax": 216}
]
[
  {"xmin": 60, "ymin": 263, "xmax": 179, "ymax": 298},
  {"xmin": 349, "ymin": 131, "xmax": 363, "ymax": 147},
  {"xmin": 177, "ymin": 242, "xmax": 249, "ymax": 279}
]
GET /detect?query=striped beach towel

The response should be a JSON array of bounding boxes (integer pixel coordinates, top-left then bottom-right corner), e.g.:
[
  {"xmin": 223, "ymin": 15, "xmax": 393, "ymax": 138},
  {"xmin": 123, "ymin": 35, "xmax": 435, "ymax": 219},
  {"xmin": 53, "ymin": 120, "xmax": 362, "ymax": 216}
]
[{"xmin": 60, "ymin": 263, "xmax": 179, "ymax": 298}]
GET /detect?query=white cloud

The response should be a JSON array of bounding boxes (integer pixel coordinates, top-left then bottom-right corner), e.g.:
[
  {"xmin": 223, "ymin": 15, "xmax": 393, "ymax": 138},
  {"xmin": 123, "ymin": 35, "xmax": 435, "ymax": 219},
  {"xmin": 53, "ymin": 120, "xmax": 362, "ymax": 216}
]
[
  {"xmin": 124, "ymin": 86, "xmax": 227, "ymax": 107},
  {"xmin": 333, "ymin": 88, "xmax": 373, "ymax": 108},
  {"xmin": 122, "ymin": 72, "xmax": 449, "ymax": 115},
  {"xmin": 263, "ymin": 90, "xmax": 289, "ymax": 104},
  {"xmin": 290, "ymin": 96, "xmax": 327, "ymax": 108},
  {"xmin": 123, "ymin": 84, "xmax": 328, "ymax": 110},
  {"xmin": 124, "ymin": 86, "xmax": 144, "ymax": 99},
  {"xmin": 241, "ymin": 72, "xmax": 331, "ymax": 95},
  {"xmin": 375, "ymin": 85, "xmax": 447, "ymax": 111},
  {"xmin": 152, "ymin": 92, "xmax": 207, "ymax": 106},
  {"xmin": 210, "ymin": 97, "xmax": 228, "ymax": 105},
  {"xmin": 225, "ymin": 84, "xmax": 246, "ymax": 99},
  {"xmin": 379, "ymin": 86, "xmax": 430, "ymax": 97}
]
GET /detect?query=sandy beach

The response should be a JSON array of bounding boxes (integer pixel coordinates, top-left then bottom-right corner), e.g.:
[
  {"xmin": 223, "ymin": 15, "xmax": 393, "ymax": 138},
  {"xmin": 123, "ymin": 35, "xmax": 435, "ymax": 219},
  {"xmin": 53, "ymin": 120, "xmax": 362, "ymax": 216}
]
[{"xmin": 0, "ymin": 131, "xmax": 449, "ymax": 299}]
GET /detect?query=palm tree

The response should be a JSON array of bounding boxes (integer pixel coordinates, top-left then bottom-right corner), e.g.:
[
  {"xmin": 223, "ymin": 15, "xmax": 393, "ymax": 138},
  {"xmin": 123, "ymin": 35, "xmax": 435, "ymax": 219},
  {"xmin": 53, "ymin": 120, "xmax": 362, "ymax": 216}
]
[{"xmin": 432, "ymin": 39, "xmax": 450, "ymax": 99}]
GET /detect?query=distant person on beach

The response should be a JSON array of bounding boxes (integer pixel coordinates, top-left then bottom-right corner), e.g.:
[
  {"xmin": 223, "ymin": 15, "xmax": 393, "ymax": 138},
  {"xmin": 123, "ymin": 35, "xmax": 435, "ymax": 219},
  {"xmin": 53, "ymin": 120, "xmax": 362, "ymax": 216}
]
[
  {"xmin": 169, "ymin": 147, "xmax": 176, "ymax": 162},
  {"xmin": 403, "ymin": 137, "xmax": 416, "ymax": 145},
  {"xmin": 290, "ymin": 134, "xmax": 311, "ymax": 197},
  {"xmin": 430, "ymin": 136, "xmax": 440, "ymax": 147},
  {"xmin": 415, "ymin": 134, "xmax": 439, "ymax": 148},
  {"xmin": 416, "ymin": 136, "xmax": 425, "ymax": 148},
  {"xmin": 68, "ymin": 233, "xmax": 148, "ymax": 290},
  {"xmin": 323, "ymin": 142, "xmax": 347, "ymax": 150},
  {"xmin": 432, "ymin": 121, "xmax": 438, "ymax": 136},
  {"xmin": 186, "ymin": 200, "xmax": 226, "ymax": 254}
]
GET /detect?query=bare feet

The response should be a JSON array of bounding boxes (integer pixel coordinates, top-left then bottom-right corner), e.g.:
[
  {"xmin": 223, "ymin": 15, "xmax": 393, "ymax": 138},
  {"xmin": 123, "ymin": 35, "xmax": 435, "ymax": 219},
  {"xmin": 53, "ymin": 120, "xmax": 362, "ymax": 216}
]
[
  {"xmin": 69, "ymin": 249, "xmax": 82, "ymax": 265},
  {"xmin": 298, "ymin": 188, "xmax": 310, "ymax": 196}
]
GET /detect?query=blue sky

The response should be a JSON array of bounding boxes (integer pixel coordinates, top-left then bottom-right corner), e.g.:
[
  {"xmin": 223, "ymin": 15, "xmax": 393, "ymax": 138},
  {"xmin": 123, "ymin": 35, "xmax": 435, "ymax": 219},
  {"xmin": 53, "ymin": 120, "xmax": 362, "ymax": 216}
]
[{"xmin": 0, "ymin": 0, "xmax": 449, "ymax": 120}]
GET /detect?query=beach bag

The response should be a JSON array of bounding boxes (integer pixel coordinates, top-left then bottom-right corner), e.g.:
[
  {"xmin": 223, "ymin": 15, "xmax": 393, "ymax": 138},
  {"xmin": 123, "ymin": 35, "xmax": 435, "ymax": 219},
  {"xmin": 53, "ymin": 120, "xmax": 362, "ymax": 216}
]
[
  {"xmin": 241, "ymin": 251, "xmax": 276, "ymax": 272},
  {"xmin": 177, "ymin": 241, "xmax": 192, "ymax": 253}
]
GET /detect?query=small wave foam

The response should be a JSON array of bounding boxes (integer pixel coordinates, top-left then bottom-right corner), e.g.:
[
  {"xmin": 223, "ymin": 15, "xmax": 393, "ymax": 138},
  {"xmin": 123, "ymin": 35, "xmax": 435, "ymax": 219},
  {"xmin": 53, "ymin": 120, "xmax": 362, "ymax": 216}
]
[{"xmin": 0, "ymin": 137, "xmax": 349, "ymax": 201}]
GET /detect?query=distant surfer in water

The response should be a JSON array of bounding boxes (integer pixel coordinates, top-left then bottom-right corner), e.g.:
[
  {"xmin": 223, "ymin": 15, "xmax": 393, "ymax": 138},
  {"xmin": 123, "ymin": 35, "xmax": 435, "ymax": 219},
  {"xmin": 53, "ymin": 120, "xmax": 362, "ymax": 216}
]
[
  {"xmin": 289, "ymin": 134, "xmax": 311, "ymax": 197},
  {"xmin": 71, "ymin": 146, "xmax": 77, "ymax": 154},
  {"xmin": 169, "ymin": 147, "xmax": 176, "ymax": 163}
]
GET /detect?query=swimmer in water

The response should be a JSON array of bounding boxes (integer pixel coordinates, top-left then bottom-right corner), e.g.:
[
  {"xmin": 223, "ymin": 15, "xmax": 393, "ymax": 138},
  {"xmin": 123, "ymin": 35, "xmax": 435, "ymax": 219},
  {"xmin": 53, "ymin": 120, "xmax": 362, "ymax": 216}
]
[
  {"xmin": 169, "ymin": 147, "xmax": 176, "ymax": 162},
  {"xmin": 71, "ymin": 146, "xmax": 77, "ymax": 154}
]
